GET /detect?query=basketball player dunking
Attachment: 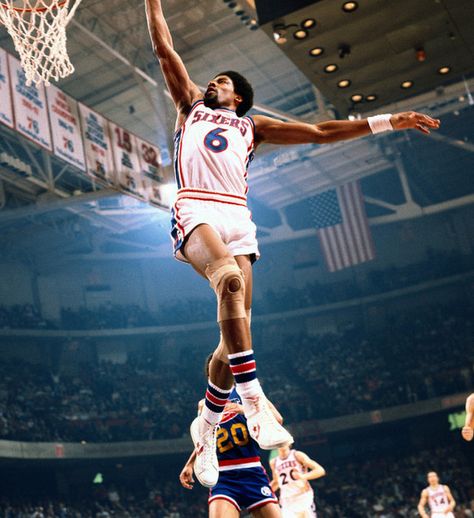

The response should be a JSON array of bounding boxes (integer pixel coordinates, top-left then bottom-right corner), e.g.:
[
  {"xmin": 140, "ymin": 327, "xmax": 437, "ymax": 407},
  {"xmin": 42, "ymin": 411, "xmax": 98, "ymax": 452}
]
[
  {"xmin": 462, "ymin": 393, "xmax": 474, "ymax": 441},
  {"xmin": 270, "ymin": 443, "xmax": 325, "ymax": 518},
  {"xmin": 145, "ymin": 0, "xmax": 441, "ymax": 489},
  {"xmin": 418, "ymin": 472, "xmax": 456, "ymax": 518},
  {"xmin": 180, "ymin": 354, "xmax": 282, "ymax": 517}
]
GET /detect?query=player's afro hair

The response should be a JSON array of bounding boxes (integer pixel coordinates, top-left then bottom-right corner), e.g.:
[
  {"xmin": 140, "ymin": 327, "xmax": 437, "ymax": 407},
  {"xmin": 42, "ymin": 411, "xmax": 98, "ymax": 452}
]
[{"xmin": 217, "ymin": 70, "xmax": 254, "ymax": 117}]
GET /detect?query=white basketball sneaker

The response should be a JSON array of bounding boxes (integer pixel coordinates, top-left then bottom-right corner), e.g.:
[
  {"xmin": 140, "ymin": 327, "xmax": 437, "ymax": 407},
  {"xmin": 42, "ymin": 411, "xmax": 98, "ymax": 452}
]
[
  {"xmin": 190, "ymin": 416, "xmax": 219, "ymax": 488},
  {"xmin": 243, "ymin": 394, "xmax": 293, "ymax": 450}
]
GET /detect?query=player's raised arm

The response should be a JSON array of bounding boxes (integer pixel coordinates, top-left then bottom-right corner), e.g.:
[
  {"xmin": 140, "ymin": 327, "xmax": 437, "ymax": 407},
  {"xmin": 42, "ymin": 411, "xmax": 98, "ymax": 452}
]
[
  {"xmin": 417, "ymin": 489, "xmax": 429, "ymax": 518},
  {"xmin": 462, "ymin": 393, "xmax": 474, "ymax": 441},
  {"xmin": 253, "ymin": 112, "xmax": 440, "ymax": 147},
  {"xmin": 144, "ymin": 0, "xmax": 201, "ymax": 114},
  {"xmin": 293, "ymin": 451, "xmax": 326, "ymax": 481}
]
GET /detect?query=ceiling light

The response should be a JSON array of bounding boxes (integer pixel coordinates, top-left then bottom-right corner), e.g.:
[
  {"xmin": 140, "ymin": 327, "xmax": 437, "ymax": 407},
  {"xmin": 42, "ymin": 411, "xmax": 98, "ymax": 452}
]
[
  {"xmin": 248, "ymin": 20, "xmax": 259, "ymax": 31},
  {"xmin": 294, "ymin": 29, "xmax": 308, "ymax": 40},
  {"xmin": 273, "ymin": 25, "xmax": 287, "ymax": 44},
  {"xmin": 324, "ymin": 64, "xmax": 338, "ymax": 73},
  {"xmin": 401, "ymin": 80, "xmax": 414, "ymax": 89},
  {"xmin": 342, "ymin": 2, "xmax": 358, "ymax": 12},
  {"xmin": 351, "ymin": 94, "xmax": 363, "ymax": 103},
  {"xmin": 309, "ymin": 47, "xmax": 324, "ymax": 57},
  {"xmin": 438, "ymin": 66, "xmax": 451, "ymax": 75},
  {"xmin": 273, "ymin": 33, "xmax": 287, "ymax": 44},
  {"xmin": 366, "ymin": 94, "xmax": 377, "ymax": 102},
  {"xmin": 302, "ymin": 18, "xmax": 316, "ymax": 29},
  {"xmin": 338, "ymin": 79, "xmax": 351, "ymax": 88}
]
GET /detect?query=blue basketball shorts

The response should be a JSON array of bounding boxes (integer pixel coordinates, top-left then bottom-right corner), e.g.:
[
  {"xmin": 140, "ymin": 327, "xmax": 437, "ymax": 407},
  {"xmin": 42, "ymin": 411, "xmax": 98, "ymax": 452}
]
[{"xmin": 208, "ymin": 467, "xmax": 278, "ymax": 512}]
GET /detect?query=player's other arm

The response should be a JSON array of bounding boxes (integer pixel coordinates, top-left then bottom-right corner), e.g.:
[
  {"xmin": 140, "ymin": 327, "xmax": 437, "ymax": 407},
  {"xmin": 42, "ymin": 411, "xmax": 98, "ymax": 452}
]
[
  {"xmin": 417, "ymin": 489, "xmax": 429, "ymax": 518},
  {"xmin": 444, "ymin": 485, "xmax": 456, "ymax": 513},
  {"xmin": 462, "ymin": 393, "xmax": 474, "ymax": 441},
  {"xmin": 293, "ymin": 451, "xmax": 326, "ymax": 481},
  {"xmin": 253, "ymin": 112, "xmax": 440, "ymax": 146},
  {"xmin": 269, "ymin": 459, "xmax": 280, "ymax": 492},
  {"xmin": 179, "ymin": 450, "xmax": 197, "ymax": 490},
  {"xmin": 145, "ymin": 0, "xmax": 201, "ymax": 112}
]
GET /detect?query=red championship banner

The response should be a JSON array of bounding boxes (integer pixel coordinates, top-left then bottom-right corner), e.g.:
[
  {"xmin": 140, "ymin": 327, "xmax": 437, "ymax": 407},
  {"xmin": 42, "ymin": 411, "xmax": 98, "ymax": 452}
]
[
  {"xmin": 9, "ymin": 54, "xmax": 52, "ymax": 150},
  {"xmin": 136, "ymin": 135, "xmax": 166, "ymax": 207},
  {"xmin": 109, "ymin": 122, "xmax": 146, "ymax": 201},
  {"xmin": 46, "ymin": 84, "xmax": 86, "ymax": 171},
  {"xmin": 0, "ymin": 48, "xmax": 13, "ymax": 129},
  {"xmin": 79, "ymin": 103, "xmax": 115, "ymax": 184}
]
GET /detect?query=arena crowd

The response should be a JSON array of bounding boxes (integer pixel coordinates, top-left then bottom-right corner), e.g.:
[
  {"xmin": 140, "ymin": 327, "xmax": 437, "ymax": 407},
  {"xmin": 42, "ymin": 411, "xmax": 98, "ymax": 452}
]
[{"xmin": 0, "ymin": 299, "xmax": 471, "ymax": 443}]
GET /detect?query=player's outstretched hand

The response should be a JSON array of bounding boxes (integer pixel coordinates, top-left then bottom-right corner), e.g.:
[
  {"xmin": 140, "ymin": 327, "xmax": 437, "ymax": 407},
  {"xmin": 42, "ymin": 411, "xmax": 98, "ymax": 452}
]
[
  {"xmin": 179, "ymin": 464, "xmax": 195, "ymax": 489},
  {"xmin": 462, "ymin": 426, "xmax": 473, "ymax": 441},
  {"xmin": 390, "ymin": 112, "xmax": 440, "ymax": 135}
]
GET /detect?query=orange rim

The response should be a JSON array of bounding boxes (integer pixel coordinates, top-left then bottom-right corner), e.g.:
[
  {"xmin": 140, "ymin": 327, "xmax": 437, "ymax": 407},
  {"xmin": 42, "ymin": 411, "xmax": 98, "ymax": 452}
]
[{"xmin": 0, "ymin": 1, "xmax": 66, "ymax": 12}]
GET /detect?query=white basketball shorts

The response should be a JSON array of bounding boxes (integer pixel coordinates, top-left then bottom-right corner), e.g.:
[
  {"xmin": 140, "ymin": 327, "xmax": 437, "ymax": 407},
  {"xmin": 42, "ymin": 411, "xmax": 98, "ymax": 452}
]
[{"xmin": 170, "ymin": 193, "xmax": 260, "ymax": 263}]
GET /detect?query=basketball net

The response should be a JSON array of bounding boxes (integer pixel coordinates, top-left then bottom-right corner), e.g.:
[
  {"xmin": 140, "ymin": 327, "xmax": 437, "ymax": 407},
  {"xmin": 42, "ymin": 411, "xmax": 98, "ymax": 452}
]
[{"xmin": 0, "ymin": 0, "xmax": 82, "ymax": 86}]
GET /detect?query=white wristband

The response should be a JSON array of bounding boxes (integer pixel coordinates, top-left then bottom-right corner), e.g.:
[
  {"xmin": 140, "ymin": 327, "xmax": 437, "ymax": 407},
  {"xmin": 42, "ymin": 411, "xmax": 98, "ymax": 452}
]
[{"xmin": 367, "ymin": 114, "xmax": 393, "ymax": 134}]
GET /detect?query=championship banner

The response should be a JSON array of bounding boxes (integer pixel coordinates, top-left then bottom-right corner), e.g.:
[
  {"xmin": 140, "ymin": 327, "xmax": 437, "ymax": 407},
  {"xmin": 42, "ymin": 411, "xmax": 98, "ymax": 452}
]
[
  {"xmin": 46, "ymin": 84, "xmax": 86, "ymax": 171},
  {"xmin": 109, "ymin": 122, "xmax": 146, "ymax": 201},
  {"xmin": 79, "ymin": 103, "xmax": 115, "ymax": 184},
  {"xmin": 136, "ymin": 136, "xmax": 166, "ymax": 207},
  {"xmin": 0, "ymin": 48, "xmax": 14, "ymax": 129},
  {"xmin": 9, "ymin": 54, "xmax": 52, "ymax": 150}
]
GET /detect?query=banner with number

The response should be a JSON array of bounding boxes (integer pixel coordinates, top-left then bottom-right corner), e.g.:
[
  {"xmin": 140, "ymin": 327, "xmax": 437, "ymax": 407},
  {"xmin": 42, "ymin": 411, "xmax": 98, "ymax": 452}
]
[
  {"xmin": 0, "ymin": 49, "xmax": 13, "ymax": 129},
  {"xmin": 109, "ymin": 122, "xmax": 147, "ymax": 201},
  {"xmin": 9, "ymin": 54, "xmax": 52, "ymax": 150},
  {"xmin": 79, "ymin": 103, "xmax": 115, "ymax": 184},
  {"xmin": 46, "ymin": 84, "xmax": 86, "ymax": 171},
  {"xmin": 0, "ymin": 49, "xmax": 169, "ymax": 208},
  {"xmin": 136, "ymin": 136, "xmax": 166, "ymax": 207}
]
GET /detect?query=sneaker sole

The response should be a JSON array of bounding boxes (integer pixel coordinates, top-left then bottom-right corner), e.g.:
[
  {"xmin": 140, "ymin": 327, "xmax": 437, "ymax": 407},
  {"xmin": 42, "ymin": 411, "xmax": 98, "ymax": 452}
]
[
  {"xmin": 189, "ymin": 418, "xmax": 218, "ymax": 489},
  {"xmin": 256, "ymin": 435, "xmax": 294, "ymax": 450}
]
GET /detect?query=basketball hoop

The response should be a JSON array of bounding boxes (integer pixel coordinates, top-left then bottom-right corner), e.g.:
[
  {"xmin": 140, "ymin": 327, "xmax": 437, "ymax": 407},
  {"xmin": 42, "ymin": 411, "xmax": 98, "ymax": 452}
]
[{"xmin": 0, "ymin": 0, "xmax": 82, "ymax": 86}]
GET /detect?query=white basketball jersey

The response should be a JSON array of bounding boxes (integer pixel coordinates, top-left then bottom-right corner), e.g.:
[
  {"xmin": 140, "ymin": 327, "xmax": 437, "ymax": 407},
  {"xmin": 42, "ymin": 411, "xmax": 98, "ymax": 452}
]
[
  {"xmin": 173, "ymin": 100, "xmax": 254, "ymax": 205},
  {"xmin": 274, "ymin": 450, "xmax": 314, "ymax": 506},
  {"xmin": 427, "ymin": 485, "xmax": 450, "ymax": 513}
]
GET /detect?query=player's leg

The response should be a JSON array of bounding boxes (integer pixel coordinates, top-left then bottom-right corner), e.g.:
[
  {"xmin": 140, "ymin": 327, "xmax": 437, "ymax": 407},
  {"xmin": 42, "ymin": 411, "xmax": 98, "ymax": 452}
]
[
  {"xmin": 185, "ymin": 225, "xmax": 292, "ymax": 486},
  {"xmin": 207, "ymin": 254, "xmax": 254, "ymax": 388},
  {"xmin": 191, "ymin": 241, "xmax": 292, "ymax": 447},
  {"xmin": 209, "ymin": 498, "xmax": 240, "ymax": 518},
  {"xmin": 251, "ymin": 502, "xmax": 282, "ymax": 518},
  {"xmin": 185, "ymin": 225, "xmax": 251, "ymax": 487}
]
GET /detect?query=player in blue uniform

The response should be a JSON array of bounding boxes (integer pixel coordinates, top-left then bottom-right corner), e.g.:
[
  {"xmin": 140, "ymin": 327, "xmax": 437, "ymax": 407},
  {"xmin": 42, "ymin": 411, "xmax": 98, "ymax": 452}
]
[{"xmin": 180, "ymin": 355, "xmax": 282, "ymax": 517}]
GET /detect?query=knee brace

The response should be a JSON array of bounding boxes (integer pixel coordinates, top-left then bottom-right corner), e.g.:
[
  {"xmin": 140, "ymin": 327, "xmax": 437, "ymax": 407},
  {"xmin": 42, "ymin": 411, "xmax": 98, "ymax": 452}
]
[{"xmin": 206, "ymin": 257, "xmax": 246, "ymax": 323}]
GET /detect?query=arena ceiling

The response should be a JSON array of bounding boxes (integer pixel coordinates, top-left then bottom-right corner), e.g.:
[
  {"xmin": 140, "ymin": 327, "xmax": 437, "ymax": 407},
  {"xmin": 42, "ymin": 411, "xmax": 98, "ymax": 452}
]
[
  {"xmin": 256, "ymin": 0, "xmax": 474, "ymax": 116},
  {"xmin": 0, "ymin": 0, "xmax": 473, "ymax": 261}
]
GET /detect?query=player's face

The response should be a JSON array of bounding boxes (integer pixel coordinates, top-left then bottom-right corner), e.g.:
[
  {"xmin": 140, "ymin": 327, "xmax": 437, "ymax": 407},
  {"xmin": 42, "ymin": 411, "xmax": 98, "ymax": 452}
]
[
  {"xmin": 204, "ymin": 75, "xmax": 239, "ymax": 110},
  {"xmin": 427, "ymin": 472, "xmax": 439, "ymax": 485}
]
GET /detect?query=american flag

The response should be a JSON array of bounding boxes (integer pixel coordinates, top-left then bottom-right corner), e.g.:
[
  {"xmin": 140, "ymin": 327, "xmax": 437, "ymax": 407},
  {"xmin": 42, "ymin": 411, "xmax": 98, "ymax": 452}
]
[{"xmin": 308, "ymin": 181, "xmax": 375, "ymax": 272}]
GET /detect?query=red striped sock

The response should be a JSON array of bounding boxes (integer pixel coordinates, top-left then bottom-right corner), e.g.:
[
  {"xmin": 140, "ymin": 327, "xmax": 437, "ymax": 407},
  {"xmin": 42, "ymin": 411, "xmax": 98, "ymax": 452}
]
[
  {"xmin": 228, "ymin": 349, "xmax": 262, "ymax": 398},
  {"xmin": 201, "ymin": 379, "xmax": 232, "ymax": 426}
]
